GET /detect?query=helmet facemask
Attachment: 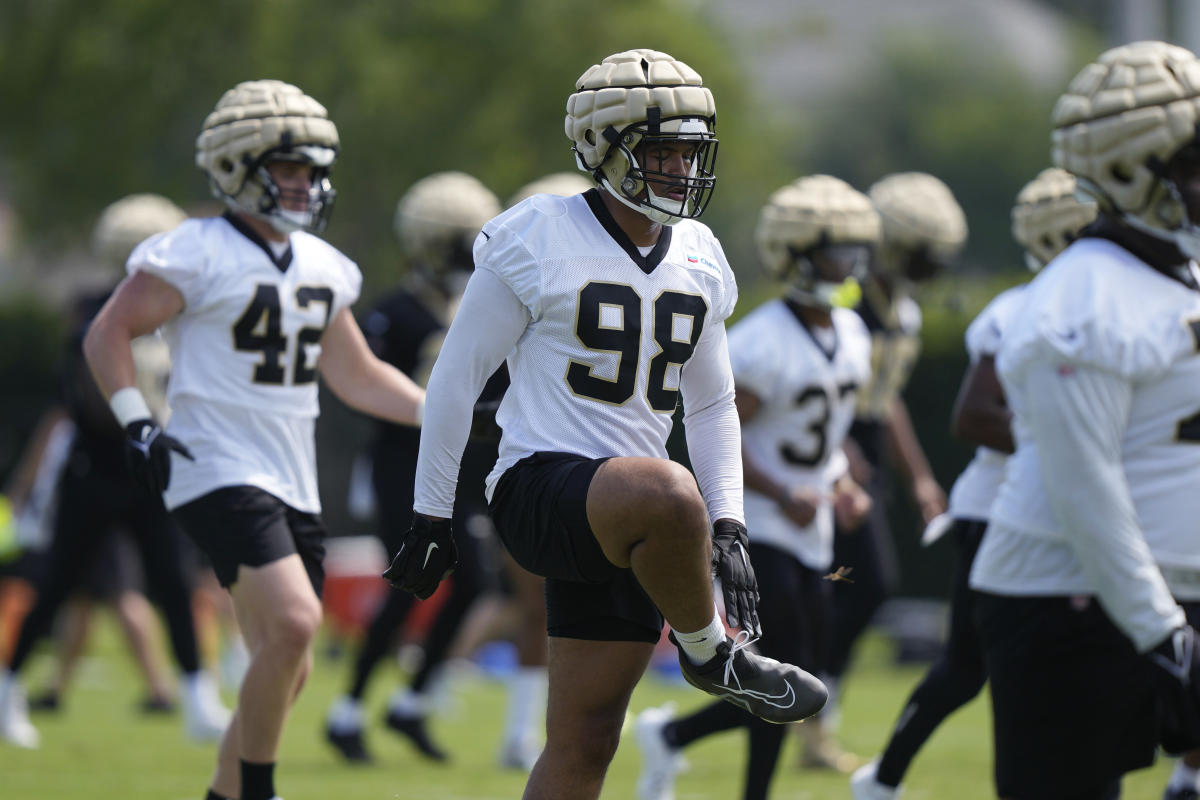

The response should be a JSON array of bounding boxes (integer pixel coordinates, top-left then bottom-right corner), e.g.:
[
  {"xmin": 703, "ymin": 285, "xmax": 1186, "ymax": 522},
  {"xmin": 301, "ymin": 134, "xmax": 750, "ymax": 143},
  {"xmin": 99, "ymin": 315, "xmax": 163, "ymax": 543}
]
[
  {"xmin": 596, "ymin": 115, "xmax": 717, "ymax": 226},
  {"xmin": 1141, "ymin": 135, "xmax": 1200, "ymax": 261},
  {"xmin": 244, "ymin": 145, "xmax": 337, "ymax": 235},
  {"xmin": 786, "ymin": 241, "xmax": 868, "ymax": 310}
]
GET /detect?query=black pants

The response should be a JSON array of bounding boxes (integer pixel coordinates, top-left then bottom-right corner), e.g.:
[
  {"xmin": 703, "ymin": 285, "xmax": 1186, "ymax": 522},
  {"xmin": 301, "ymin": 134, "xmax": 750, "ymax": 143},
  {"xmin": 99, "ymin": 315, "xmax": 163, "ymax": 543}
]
[
  {"xmin": 8, "ymin": 455, "xmax": 199, "ymax": 675},
  {"xmin": 346, "ymin": 447, "xmax": 498, "ymax": 700},
  {"xmin": 826, "ymin": 479, "xmax": 899, "ymax": 680},
  {"xmin": 875, "ymin": 519, "xmax": 987, "ymax": 786},
  {"xmin": 665, "ymin": 543, "xmax": 831, "ymax": 800}
]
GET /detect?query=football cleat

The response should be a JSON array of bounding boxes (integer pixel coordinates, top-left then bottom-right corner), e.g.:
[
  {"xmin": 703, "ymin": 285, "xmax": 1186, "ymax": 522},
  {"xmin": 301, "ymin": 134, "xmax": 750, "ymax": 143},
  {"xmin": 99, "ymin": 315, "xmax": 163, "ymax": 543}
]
[
  {"xmin": 384, "ymin": 709, "xmax": 448, "ymax": 762},
  {"xmin": 1164, "ymin": 788, "xmax": 1200, "ymax": 800},
  {"xmin": 670, "ymin": 631, "xmax": 827, "ymax": 724},
  {"xmin": 634, "ymin": 704, "xmax": 685, "ymax": 800},
  {"xmin": 181, "ymin": 672, "xmax": 231, "ymax": 742},
  {"xmin": 850, "ymin": 760, "xmax": 900, "ymax": 799},
  {"xmin": 497, "ymin": 735, "xmax": 541, "ymax": 771},
  {"xmin": 0, "ymin": 681, "xmax": 39, "ymax": 749}
]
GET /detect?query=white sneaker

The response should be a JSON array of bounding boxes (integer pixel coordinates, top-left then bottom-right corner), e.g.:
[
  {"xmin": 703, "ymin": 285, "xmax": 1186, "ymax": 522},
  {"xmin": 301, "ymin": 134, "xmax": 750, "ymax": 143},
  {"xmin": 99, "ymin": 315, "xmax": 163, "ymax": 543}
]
[
  {"xmin": 635, "ymin": 704, "xmax": 685, "ymax": 800},
  {"xmin": 0, "ymin": 679, "xmax": 39, "ymax": 749},
  {"xmin": 497, "ymin": 735, "xmax": 541, "ymax": 771},
  {"xmin": 850, "ymin": 760, "xmax": 900, "ymax": 800},
  {"xmin": 182, "ymin": 672, "xmax": 232, "ymax": 742}
]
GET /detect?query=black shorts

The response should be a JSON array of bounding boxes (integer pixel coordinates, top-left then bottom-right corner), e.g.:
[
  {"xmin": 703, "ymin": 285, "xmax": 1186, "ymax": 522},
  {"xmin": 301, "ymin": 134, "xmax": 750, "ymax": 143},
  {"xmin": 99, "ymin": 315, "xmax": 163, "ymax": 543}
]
[
  {"xmin": 489, "ymin": 452, "xmax": 662, "ymax": 644},
  {"xmin": 172, "ymin": 486, "xmax": 327, "ymax": 596},
  {"xmin": 974, "ymin": 591, "xmax": 1158, "ymax": 800}
]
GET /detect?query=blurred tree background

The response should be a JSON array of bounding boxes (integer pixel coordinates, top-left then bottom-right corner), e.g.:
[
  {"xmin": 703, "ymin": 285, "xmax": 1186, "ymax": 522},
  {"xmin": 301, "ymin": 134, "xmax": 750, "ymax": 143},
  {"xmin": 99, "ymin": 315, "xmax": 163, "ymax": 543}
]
[{"xmin": 0, "ymin": 0, "xmax": 1126, "ymax": 597}]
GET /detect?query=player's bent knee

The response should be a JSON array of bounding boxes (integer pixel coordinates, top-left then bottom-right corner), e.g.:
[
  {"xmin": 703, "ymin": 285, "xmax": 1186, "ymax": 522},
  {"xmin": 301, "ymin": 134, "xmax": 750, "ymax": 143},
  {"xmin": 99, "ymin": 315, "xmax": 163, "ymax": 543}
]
[{"xmin": 268, "ymin": 605, "xmax": 322, "ymax": 654}]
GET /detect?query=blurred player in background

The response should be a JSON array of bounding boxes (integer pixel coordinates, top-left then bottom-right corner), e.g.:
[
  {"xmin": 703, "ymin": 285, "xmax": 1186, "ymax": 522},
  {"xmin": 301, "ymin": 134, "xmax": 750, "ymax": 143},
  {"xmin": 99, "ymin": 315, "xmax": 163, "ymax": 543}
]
[
  {"xmin": 384, "ymin": 49, "xmax": 826, "ymax": 800},
  {"xmin": 635, "ymin": 175, "xmax": 875, "ymax": 800},
  {"xmin": 851, "ymin": 167, "xmax": 1096, "ymax": 799},
  {"xmin": 0, "ymin": 194, "xmax": 231, "ymax": 749},
  {"xmin": 79, "ymin": 80, "xmax": 425, "ymax": 800},
  {"xmin": 971, "ymin": 41, "xmax": 1200, "ymax": 800},
  {"xmin": 807, "ymin": 171, "xmax": 968, "ymax": 770},
  {"xmin": 324, "ymin": 171, "xmax": 505, "ymax": 765}
]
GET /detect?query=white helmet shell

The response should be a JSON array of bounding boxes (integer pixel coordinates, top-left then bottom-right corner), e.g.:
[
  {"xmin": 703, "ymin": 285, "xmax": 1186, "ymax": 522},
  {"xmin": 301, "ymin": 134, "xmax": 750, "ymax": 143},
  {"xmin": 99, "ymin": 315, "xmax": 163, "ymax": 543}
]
[
  {"xmin": 1052, "ymin": 41, "xmax": 1200, "ymax": 257},
  {"xmin": 565, "ymin": 49, "xmax": 717, "ymax": 225},
  {"xmin": 195, "ymin": 79, "xmax": 339, "ymax": 234},
  {"xmin": 1011, "ymin": 168, "xmax": 1097, "ymax": 271},
  {"xmin": 92, "ymin": 193, "xmax": 188, "ymax": 270}
]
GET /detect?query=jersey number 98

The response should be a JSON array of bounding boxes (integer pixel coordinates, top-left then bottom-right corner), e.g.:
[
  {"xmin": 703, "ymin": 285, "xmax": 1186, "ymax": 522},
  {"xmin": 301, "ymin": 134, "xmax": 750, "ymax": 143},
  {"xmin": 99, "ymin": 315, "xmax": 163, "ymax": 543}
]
[{"xmin": 567, "ymin": 281, "xmax": 708, "ymax": 412}]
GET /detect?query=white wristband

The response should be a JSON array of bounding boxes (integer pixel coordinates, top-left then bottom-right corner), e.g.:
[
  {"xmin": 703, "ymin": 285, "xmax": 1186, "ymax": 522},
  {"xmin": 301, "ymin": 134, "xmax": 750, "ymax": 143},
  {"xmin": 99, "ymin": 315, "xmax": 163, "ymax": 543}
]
[
  {"xmin": 110, "ymin": 386, "xmax": 153, "ymax": 428},
  {"xmin": 414, "ymin": 396, "xmax": 426, "ymax": 427}
]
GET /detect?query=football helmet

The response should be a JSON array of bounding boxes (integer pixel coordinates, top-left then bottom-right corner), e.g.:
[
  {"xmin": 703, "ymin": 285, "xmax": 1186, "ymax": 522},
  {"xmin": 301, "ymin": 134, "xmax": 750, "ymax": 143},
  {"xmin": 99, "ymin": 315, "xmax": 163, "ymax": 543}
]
[
  {"xmin": 756, "ymin": 175, "xmax": 881, "ymax": 309},
  {"xmin": 565, "ymin": 49, "xmax": 717, "ymax": 225},
  {"xmin": 1053, "ymin": 41, "xmax": 1200, "ymax": 261},
  {"xmin": 92, "ymin": 194, "xmax": 188, "ymax": 270},
  {"xmin": 195, "ymin": 79, "xmax": 339, "ymax": 235},
  {"xmin": 394, "ymin": 171, "xmax": 501, "ymax": 286},
  {"xmin": 868, "ymin": 172, "xmax": 967, "ymax": 282},
  {"xmin": 1011, "ymin": 168, "xmax": 1097, "ymax": 272},
  {"xmin": 506, "ymin": 172, "xmax": 594, "ymax": 208}
]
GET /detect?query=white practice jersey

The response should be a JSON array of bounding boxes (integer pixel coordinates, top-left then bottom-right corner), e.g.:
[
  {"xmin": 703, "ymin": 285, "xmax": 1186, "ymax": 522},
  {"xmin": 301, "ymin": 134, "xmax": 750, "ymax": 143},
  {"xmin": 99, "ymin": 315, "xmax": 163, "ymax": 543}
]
[
  {"xmin": 413, "ymin": 190, "xmax": 743, "ymax": 524},
  {"xmin": 128, "ymin": 215, "xmax": 362, "ymax": 512},
  {"xmin": 945, "ymin": 285, "xmax": 1026, "ymax": 522},
  {"xmin": 731, "ymin": 301, "xmax": 871, "ymax": 570},
  {"xmin": 972, "ymin": 237, "xmax": 1200, "ymax": 650}
]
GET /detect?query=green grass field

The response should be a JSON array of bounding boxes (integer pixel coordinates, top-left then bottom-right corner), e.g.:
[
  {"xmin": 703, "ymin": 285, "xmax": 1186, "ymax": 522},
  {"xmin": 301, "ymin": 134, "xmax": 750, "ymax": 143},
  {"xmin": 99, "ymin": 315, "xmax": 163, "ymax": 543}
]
[{"xmin": 0, "ymin": 621, "xmax": 1174, "ymax": 800}]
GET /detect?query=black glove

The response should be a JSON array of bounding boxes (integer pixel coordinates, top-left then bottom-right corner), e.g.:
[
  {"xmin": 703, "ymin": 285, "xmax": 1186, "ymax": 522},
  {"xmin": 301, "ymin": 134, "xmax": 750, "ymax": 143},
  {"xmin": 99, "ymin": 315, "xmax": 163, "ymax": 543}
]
[
  {"xmin": 124, "ymin": 419, "xmax": 193, "ymax": 495},
  {"xmin": 711, "ymin": 520, "xmax": 761, "ymax": 637},
  {"xmin": 1148, "ymin": 625, "xmax": 1200, "ymax": 753},
  {"xmin": 382, "ymin": 515, "xmax": 458, "ymax": 600}
]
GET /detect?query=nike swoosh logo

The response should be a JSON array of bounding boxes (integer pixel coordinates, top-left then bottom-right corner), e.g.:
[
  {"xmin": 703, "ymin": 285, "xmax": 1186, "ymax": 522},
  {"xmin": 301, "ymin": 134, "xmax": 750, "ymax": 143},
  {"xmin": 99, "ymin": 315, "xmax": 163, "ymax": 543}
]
[{"xmin": 422, "ymin": 543, "xmax": 439, "ymax": 569}]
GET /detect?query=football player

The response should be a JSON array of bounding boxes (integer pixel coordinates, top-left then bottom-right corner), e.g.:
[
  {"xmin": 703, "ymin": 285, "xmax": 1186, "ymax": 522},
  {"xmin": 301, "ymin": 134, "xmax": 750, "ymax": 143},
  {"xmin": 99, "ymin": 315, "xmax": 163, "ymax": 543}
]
[
  {"xmin": 969, "ymin": 41, "xmax": 1200, "ymax": 800},
  {"xmin": 851, "ymin": 168, "xmax": 1096, "ymax": 799},
  {"xmin": 73, "ymin": 81, "xmax": 425, "ymax": 800},
  {"xmin": 0, "ymin": 194, "xmax": 231, "ymax": 749},
  {"xmin": 324, "ymin": 171, "xmax": 504, "ymax": 765},
  {"xmin": 634, "ymin": 174, "xmax": 876, "ymax": 800},
  {"xmin": 811, "ymin": 170, "xmax": 968, "ymax": 770},
  {"xmin": 383, "ymin": 49, "xmax": 826, "ymax": 800}
]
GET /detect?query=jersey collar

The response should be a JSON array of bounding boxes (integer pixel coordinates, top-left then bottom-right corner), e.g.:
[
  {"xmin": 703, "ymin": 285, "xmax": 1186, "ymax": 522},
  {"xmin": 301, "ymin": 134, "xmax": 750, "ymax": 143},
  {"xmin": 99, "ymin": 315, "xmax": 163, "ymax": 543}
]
[
  {"xmin": 584, "ymin": 189, "xmax": 672, "ymax": 275},
  {"xmin": 784, "ymin": 297, "xmax": 838, "ymax": 362},
  {"xmin": 222, "ymin": 211, "xmax": 293, "ymax": 273}
]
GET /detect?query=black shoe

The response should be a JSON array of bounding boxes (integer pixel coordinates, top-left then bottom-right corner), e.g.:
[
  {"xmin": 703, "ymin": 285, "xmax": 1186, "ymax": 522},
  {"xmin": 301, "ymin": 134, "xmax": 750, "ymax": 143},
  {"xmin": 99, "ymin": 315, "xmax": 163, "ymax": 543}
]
[
  {"xmin": 325, "ymin": 724, "xmax": 373, "ymax": 763},
  {"xmin": 1165, "ymin": 788, "xmax": 1200, "ymax": 800},
  {"xmin": 28, "ymin": 691, "xmax": 60, "ymax": 713},
  {"xmin": 384, "ymin": 710, "xmax": 448, "ymax": 762},
  {"xmin": 670, "ymin": 632, "xmax": 827, "ymax": 724},
  {"xmin": 139, "ymin": 696, "xmax": 176, "ymax": 715}
]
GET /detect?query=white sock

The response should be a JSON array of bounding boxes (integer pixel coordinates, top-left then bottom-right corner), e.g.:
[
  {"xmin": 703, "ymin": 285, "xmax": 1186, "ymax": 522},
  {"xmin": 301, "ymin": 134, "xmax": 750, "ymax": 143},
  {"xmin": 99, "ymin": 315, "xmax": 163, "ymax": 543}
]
[
  {"xmin": 388, "ymin": 687, "xmax": 426, "ymax": 717},
  {"xmin": 1170, "ymin": 761, "xmax": 1200, "ymax": 791},
  {"xmin": 504, "ymin": 667, "xmax": 547, "ymax": 745},
  {"xmin": 327, "ymin": 695, "xmax": 364, "ymax": 733},
  {"xmin": 673, "ymin": 611, "xmax": 726, "ymax": 665}
]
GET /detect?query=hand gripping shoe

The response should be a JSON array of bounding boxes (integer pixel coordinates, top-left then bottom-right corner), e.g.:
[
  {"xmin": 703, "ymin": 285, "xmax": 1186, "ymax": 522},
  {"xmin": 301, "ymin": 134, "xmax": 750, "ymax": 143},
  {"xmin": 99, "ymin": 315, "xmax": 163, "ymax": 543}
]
[{"xmin": 670, "ymin": 630, "xmax": 827, "ymax": 724}]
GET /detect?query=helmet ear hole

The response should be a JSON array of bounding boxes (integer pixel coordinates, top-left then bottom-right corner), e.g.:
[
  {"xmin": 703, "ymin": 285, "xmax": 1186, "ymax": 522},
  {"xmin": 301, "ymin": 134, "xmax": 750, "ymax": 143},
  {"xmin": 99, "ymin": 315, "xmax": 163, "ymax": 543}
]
[
  {"xmin": 1110, "ymin": 163, "xmax": 1133, "ymax": 184},
  {"xmin": 219, "ymin": 158, "xmax": 234, "ymax": 173},
  {"xmin": 584, "ymin": 130, "xmax": 596, "ymax": 146}
]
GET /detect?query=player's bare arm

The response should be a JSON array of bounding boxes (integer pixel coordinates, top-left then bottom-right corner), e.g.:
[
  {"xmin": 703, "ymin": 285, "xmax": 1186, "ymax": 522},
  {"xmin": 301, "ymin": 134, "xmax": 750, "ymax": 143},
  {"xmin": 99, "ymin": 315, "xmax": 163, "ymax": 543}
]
[
  {"xmin": 317, "ymin": 307, "xmax": 424, "ymax": 427},
  {"xmin": 83, "ymin": 271, "xmax": 183, "ymax": 399},
  {"xmin": 885, "ymin": 397, "xmax": 945, "ymax": 524},
  {"xmin": 949, "ymin": 354, "xmax": 1013, "ymax": 453}
]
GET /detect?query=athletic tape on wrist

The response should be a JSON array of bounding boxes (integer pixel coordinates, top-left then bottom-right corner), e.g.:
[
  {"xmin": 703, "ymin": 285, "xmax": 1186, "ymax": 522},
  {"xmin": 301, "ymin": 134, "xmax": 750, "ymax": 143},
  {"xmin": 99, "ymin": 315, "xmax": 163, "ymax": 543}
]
[{"xmin": 109, "ymin": 386, "xmax": 153, "ymax": 428}]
